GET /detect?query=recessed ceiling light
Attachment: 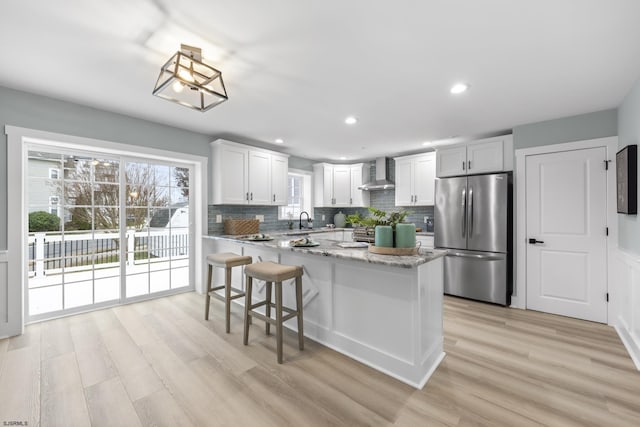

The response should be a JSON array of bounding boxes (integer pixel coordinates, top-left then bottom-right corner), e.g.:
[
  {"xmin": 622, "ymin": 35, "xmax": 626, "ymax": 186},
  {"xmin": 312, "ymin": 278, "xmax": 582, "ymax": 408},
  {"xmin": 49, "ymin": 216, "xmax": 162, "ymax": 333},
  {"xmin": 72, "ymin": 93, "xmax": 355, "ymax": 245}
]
[
  {"xmin": 450, "ymin": 83, "xmax": 468, "ymax": 94},
  {"xmin": 339, "ymin": 156, "xmax": 347, "ymax": 160},
  {"xmin": 422, "ymin": 141, "xmax": 432, "ymax": 146},
  {"xmin": 275, "ymin": 138, "xmax": 284, "ymax": 144},
  {"xmin": 345, "ymin": 116, "xmax": 357, "ymax": 125}
]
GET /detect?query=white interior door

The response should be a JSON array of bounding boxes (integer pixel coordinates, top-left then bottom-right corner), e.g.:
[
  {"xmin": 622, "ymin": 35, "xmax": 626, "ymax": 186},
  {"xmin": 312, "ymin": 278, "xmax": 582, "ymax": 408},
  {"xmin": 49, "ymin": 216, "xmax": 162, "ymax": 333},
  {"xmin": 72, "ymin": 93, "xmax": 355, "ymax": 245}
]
[{"xmin": 525, "ymin": 147, "xmax": 608, "ymax": 323}]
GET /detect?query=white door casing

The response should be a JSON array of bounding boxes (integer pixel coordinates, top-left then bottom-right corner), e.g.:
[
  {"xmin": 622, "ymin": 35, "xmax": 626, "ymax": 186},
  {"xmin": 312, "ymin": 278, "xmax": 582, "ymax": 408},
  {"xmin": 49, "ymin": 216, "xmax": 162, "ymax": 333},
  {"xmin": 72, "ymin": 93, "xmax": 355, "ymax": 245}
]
[{"xmin": 522, "ymin": 143, "xmax": 611, "ymax": 323}]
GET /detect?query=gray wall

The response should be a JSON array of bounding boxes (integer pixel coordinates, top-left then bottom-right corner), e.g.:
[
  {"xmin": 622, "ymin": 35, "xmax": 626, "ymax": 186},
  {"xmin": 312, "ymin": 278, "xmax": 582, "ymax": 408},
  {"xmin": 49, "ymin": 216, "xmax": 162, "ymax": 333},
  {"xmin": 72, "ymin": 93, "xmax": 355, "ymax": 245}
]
[
  {"xmin": 0, "ymin": 85, "xmax": 213, "ymax": 250},
  {"xmin": 513, "ymin": 109, "xmax": 618, "ymax": 149},
  {"xmin": 0, "ymin": 86, "xmax": 326, "ymax": 248},
  {"xmin": 618, "ymin": 78, "xmax": 640, "ymax": 254}
]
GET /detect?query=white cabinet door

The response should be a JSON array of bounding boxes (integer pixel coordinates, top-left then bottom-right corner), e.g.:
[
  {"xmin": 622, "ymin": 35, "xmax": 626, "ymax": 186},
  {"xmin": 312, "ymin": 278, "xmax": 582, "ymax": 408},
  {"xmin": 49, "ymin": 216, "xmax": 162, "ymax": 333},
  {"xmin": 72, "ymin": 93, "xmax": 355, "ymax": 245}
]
[
  {"xmin": 467, "ymin": 139, "xmax": 504, "ymax": 174},
  {"xmin": 349, "ymin": 164, "xmax": 369, "ymax": 207},
  {"xmin": 436, "ymin": 146, "xmax": 467, "ymax": 178},
  {"xmin": 333, "ymin": 166, "xmax": 351, "ymax": 206},
  {"xmin": 322, "ymin": 165, "xmax": 334, "ymax": 206},
  {"xmin": 218, "ymin": 145, "xmax": 248, "ymax": 204},
  {"xmin": 394, "ymin": 157, "xmax": 414, "ymax": 206},
  {"xmin": 248, "ymin": 151, "xmax": 271, "ymax": 204},
  {"xmin": 417, "ymin": 235, "xmax": 434, "ymax": 248},
  {"xmin": 271, "ymin": 154, "xmax": 288, "ymax": 205},
  {"xmin": 414, "ymin": 153, "xmax": 436, "ymax": 206}
]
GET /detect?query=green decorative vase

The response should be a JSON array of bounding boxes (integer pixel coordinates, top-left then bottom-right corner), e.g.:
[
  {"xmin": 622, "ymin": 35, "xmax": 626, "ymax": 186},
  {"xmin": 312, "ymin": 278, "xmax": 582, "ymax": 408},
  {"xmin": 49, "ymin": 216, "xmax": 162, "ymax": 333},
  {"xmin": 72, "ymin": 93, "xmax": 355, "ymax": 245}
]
[
  {"xmin": 395, "ymin": 223, "xmax": 416, "ymax": 248},
  {"xmin": 374, "ymin": 225, "xmax": 393, "ymax": 247}
]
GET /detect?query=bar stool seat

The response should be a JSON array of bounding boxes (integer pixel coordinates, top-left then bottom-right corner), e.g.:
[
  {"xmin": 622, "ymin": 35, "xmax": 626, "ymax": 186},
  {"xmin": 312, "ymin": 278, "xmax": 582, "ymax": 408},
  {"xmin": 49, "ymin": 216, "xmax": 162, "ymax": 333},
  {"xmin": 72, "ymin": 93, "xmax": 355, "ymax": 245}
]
[
  {"xmin": 243, "ymin": 261, "xmax": 304, "ymax": 364},
  {"xmin": 205, "ymin": 252, "xmax": 252, "ymax": 333}
]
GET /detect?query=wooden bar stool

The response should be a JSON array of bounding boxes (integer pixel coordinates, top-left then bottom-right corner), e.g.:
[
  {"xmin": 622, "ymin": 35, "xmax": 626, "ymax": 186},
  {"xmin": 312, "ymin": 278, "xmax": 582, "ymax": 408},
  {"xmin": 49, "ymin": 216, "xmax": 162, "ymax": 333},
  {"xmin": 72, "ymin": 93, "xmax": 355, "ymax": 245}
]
[
  {"xmin": 205, "ymin": 252, "xmax": 252, "ymax": 333},
  {"xmin": 243, "ymin": 261, "xmax": 304, "ymax": 363}
]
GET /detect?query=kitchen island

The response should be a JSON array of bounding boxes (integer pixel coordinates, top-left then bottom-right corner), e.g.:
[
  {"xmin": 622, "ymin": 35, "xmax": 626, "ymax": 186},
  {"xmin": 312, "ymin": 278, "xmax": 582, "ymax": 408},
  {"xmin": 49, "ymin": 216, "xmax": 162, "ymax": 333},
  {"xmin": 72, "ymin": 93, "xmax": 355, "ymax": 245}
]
[{"xmin": 202, "ymin": 232, "xmax": 446, "ymax": 388}]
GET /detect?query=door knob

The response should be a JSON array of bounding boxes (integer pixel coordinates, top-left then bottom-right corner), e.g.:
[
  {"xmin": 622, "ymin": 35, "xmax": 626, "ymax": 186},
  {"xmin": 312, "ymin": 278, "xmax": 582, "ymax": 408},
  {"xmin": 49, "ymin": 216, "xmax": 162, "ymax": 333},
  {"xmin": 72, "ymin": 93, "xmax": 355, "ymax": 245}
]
[{"xmin": 528, "ymin": 238, "xmax": 544, "ymax": 244}]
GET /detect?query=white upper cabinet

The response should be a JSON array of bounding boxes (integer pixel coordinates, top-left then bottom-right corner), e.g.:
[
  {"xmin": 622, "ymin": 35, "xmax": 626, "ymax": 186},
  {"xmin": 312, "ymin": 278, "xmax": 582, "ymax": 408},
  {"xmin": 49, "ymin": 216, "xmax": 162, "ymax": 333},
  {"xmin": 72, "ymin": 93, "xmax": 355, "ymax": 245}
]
[
  {"xmin": 394, "ymin": 157, "xmax": 414, "ymax": 206},
  {"xmin": 436, "ymin": 135, "xmax": 513, "ymax": 178},
  {"xmin": 435, "ymin": 146, "xmax": 467, "ymax": 177},
  {"xmin": 333, "ymin": 165, "xmax": 351, "ymax": 205},
  {"xmin": 211, "ymin": 139, "xmax": 289, "ymax": 205},
  {"xmin": 393, "ymin": 152, "xmax": 436, "ymax": 206},
  {"xmin": 350, "ymin": 165, "xmax": 367, "ymax": 207},
  {"xmin": 215, "ymin": 143, "xmax": 249, "ymax": 204},
  {"xmin": 248, "ymin": 150, "xmax": 271, "ymax": 204},
  {"xmin": 313, "ymin": 163, "xmax": 370, "ymax": 207},
  {"xmin": 270, "ymin": 153, "xmax": 288, "ymax": 205}
]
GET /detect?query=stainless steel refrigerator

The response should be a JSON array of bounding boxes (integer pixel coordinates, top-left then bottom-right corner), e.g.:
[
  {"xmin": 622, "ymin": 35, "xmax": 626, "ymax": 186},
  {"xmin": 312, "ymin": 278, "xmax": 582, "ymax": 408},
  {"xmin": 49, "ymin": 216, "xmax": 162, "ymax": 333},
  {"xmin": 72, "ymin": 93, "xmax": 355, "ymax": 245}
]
[{"xmin": 434, "ymin": 172, "xmax": 512, "ymax": 306}]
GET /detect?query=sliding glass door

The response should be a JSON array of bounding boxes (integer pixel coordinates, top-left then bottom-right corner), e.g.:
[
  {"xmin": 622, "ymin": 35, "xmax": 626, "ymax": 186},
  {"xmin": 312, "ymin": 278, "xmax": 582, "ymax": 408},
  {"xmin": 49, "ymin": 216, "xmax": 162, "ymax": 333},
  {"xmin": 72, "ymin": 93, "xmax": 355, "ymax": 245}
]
[
  {"xmin": 124, "ymin": 160, "xmax": 190, "ymax": 298},
  {"xmin": 26, "ymin": 147, "xmax": 193, "ymax": 320}
]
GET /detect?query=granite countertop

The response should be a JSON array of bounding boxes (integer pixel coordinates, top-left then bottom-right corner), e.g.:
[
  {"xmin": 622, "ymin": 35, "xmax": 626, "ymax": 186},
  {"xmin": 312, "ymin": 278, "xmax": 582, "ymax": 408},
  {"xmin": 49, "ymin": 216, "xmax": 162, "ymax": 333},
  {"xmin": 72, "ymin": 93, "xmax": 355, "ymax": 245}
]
[{"xmin": 203, "ymin": 231, "xmax": 446, "ymax": 268}]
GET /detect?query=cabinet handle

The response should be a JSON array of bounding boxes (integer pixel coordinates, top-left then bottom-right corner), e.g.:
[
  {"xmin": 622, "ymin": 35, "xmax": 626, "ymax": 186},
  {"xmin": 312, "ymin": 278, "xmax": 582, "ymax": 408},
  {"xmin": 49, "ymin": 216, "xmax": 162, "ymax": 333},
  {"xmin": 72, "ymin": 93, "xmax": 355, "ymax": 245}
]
[
  {"xmin": 250, "ymin": 192, "xmax": 253, "ymax": 201},
  {"xmin": 273, "ymin": 194, "xmax": 276, "ymax": 202},
  {"xmin": 414, "ymin": 195, "xmax": 417, "ymax": 203},
  {"xmin": 468, "ymin": 160, "xmax": 471, "ymax": 170},
  {"xmin": 246, "ymin": 192, "xmax": 249, "ymax": 201},
  {"xmin": 350, "ymin": 197, "xmax": 352, "ymax": 205},
  {"xmin": 462, "ymin": 161, "xmax": 466, "ymax": 170}
]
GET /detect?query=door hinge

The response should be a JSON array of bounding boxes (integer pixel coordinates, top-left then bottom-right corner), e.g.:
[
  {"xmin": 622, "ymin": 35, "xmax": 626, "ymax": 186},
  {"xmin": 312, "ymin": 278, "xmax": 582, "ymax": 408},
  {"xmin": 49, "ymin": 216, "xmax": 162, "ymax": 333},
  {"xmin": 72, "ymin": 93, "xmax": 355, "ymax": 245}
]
[
  {"xmin": 606, "ymin": 227, "xmax": 609, "ymax": 236},
  {"xmin": 606, "ymin": 292, "xmax": 609, "ymax": 302},
  {"xmin": 604, "ymin": 160, "xmax": 611, "ymax": 170}
]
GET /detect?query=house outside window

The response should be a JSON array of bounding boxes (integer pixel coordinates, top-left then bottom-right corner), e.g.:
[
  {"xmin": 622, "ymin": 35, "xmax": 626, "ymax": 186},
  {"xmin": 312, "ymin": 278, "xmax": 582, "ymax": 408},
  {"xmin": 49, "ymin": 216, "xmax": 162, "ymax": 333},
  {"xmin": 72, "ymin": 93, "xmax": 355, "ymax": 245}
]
[
  {"xmin": 49, "ymin": 168, "xmax": 60, "ymax": 179},
  {"xmin": 49, "ymin": 195, "xmax": 59, "ymax": 217}
]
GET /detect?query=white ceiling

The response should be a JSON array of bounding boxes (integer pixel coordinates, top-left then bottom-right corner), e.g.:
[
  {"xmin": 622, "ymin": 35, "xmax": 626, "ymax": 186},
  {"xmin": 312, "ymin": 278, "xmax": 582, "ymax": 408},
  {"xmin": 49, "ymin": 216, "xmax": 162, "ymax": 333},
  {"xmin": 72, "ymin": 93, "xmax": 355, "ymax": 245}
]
[{"xmin": 1, "ymin": 0, "xmax": 640, "ymax": 161}]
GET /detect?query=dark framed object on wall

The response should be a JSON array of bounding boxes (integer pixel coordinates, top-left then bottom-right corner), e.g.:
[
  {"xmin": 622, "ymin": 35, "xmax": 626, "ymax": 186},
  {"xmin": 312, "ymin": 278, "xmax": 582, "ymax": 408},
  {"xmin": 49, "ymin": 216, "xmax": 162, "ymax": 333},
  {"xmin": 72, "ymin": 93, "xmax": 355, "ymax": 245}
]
[{"xmin": 616, "ymin": 144, "xmax": 637, "ymax": 215}]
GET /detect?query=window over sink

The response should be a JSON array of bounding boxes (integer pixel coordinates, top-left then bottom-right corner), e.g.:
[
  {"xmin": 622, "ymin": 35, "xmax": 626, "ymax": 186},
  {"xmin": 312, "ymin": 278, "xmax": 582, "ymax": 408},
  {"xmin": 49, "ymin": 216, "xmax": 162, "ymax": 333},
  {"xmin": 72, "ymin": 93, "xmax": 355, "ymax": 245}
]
[{"xmin": 279, "ymin": 170, "xmax": 312, "ymax": 220}]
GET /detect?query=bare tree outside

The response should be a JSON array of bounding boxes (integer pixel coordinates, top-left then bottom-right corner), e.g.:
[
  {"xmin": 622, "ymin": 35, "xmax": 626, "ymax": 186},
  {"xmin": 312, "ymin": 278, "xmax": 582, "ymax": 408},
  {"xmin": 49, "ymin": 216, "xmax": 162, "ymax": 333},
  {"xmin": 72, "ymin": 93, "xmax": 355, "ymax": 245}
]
[
  {"xmin": 174, "ymin": 166, "xmax": 189, "ymax": 198},
  {"xmin": 62, "ymin": 159, "xmax": 169, "ymax": 231}
]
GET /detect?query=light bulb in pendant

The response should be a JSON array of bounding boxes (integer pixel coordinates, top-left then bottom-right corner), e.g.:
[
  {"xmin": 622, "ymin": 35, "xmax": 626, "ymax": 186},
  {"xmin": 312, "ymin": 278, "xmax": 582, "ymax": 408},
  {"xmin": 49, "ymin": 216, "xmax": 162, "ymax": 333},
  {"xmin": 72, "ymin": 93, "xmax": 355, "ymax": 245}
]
[{"xmin": 172, "ymin": 80, "xmax": 184, "ymax": 93}]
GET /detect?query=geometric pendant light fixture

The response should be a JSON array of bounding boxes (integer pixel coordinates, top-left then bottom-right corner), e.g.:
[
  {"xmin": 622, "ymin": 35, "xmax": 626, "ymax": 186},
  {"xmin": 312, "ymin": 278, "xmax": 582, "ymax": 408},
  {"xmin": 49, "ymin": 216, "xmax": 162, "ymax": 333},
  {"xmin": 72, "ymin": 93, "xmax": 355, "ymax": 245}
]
[{"xmin": 152, "ymin": 44, "xmax": 228, "ymax": 112}]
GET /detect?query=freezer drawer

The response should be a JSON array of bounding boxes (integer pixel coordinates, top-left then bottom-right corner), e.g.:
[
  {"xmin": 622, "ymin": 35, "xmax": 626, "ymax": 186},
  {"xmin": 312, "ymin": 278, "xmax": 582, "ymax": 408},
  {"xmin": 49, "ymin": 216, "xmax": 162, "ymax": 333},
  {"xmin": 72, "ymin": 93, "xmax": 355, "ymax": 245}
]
[{"xmin": 443, "ymin": 250, "xmax": 510, "ymax": 306}]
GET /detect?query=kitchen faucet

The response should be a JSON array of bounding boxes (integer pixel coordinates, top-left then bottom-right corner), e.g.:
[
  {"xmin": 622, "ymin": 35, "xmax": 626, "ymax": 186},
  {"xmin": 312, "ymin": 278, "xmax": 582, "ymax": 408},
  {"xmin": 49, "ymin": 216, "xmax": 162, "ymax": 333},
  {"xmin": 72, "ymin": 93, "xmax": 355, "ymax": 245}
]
[{"xmin": 299, "ymin": 211, "xmax": 312, "ymax": 229}]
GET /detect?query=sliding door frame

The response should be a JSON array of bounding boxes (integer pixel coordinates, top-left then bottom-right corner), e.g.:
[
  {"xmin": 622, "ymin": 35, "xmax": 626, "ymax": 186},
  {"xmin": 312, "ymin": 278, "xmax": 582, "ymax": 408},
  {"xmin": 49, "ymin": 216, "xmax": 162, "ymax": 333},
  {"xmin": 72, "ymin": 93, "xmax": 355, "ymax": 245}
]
[{"xmin": 5, "ymin": 125, "xmax": 207, "ymax": 335}]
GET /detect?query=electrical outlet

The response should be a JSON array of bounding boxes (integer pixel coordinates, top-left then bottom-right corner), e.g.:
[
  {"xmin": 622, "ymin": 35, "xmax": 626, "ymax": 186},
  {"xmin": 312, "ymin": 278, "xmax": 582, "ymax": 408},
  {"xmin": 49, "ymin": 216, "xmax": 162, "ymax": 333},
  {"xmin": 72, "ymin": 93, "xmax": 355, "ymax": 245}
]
[
  {"xmin": 216, "ymin": 214, "xmax": 222, "ymax": 223},
  {"xmin": 322, "ymin": 215, "xmax": 326, "ymax": 221},
  {"xmin": 256, "ymin": 215, "xmax": 264, "ymax": 223},
  {"xmin": 424, "ymin": 216, "xmax": 428, "ymax": 223}
]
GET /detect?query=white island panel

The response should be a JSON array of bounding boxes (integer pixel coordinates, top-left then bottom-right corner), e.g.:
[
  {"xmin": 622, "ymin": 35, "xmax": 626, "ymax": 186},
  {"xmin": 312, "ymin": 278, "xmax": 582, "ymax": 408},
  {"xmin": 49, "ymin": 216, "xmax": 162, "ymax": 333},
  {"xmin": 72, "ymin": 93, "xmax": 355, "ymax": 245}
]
[{"xmin": 203, "ymin": 234, "xmax": 445, "ymax": 388}]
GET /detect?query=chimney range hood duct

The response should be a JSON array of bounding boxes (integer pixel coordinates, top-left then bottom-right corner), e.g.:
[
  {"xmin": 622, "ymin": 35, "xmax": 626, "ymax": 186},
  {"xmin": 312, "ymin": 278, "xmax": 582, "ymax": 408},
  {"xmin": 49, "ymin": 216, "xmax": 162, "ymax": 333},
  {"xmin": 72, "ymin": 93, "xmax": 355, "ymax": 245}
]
[{"xmin": 358, "ymin": 157, "xmax": 395, "ymax": 191}]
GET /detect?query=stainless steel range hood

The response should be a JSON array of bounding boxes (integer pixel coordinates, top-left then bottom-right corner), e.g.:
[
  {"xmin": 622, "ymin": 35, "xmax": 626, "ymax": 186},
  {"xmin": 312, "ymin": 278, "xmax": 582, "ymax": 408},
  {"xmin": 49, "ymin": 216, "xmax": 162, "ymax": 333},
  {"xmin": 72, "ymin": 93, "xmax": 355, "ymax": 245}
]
[{"xmin": 358, "ymin": 157, "xmax": 395, "ymax": 191}]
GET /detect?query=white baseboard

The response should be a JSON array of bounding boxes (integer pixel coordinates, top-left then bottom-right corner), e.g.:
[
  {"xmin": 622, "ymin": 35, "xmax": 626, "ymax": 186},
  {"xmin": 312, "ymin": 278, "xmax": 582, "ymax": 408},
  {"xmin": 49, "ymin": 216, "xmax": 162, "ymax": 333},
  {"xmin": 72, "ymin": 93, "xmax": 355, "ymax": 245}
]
[{"xmin": 615, "ymin": 323, "xmax": 640, "ymax": 370}]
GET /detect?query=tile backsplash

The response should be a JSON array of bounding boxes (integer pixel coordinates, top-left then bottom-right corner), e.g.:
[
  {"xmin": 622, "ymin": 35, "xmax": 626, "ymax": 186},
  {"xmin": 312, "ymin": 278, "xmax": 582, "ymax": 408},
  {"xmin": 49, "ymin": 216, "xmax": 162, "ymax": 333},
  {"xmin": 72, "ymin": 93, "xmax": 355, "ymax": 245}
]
[{"xmin": 208, "ymin": 158, "xmax": 434, "ymax": 234}]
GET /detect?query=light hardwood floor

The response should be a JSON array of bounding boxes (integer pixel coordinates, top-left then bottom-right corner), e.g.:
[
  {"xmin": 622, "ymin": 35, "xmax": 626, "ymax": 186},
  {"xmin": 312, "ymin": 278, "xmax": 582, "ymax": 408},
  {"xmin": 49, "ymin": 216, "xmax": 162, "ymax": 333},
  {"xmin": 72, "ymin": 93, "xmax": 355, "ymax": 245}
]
[{"xmin": 1, "ymin": 293, "xmax": 639, "ymax": 426}]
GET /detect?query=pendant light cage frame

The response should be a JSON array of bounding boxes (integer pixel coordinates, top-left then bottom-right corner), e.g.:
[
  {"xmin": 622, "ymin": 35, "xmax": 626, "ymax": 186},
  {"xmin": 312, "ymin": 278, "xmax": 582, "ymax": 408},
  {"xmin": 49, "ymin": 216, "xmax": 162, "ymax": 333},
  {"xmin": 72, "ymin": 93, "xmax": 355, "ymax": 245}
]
[{"xmin": 153, "ymin": 45, "xmax": 228, "ymax": 112}]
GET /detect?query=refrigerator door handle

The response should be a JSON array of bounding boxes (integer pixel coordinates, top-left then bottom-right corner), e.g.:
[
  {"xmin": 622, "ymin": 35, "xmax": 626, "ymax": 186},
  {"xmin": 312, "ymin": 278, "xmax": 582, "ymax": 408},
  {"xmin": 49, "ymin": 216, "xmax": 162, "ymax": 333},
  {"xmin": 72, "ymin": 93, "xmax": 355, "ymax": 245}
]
[
  {"xmin": 468, "ymin": 186, "xmax": 474, "ymax": 237},
  {"xmin": 448, "ymin": 252, "xmax": 504, "ymax": 261},
  {"xmin": 461, "ymin": 188, "xmax": 467, "ymax": 237}
]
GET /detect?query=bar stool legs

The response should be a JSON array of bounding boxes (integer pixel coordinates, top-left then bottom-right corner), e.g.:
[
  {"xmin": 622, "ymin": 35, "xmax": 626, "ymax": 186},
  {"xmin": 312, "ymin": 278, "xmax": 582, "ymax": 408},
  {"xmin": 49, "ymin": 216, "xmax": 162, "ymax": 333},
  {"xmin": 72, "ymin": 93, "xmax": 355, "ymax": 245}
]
[
  {"xmin": 205, "ymin": 253, "xmax": 252, "ymax": 333},
  {"xmin": 243, "ymin": 276, "xmax": 252, "ymax": 346},
  {"xmin": 243, "ymin": 261, "xmax": 304, "ymax": 364},
  {"xmin": 296, "ymin": 275, "xmax": 304, "ymax": 351}
]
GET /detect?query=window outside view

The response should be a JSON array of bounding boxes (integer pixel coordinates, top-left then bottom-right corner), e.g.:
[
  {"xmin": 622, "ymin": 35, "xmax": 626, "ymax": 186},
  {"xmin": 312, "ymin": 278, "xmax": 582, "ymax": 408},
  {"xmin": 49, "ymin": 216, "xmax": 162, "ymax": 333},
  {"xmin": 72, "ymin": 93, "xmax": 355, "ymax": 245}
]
[
  {"xmin": 279, "ymin": 173, "xmax": 308, "ymax": 220},
  {"xmin": 27, "ymin": 150, "xmax": 191, "ymax": 318}
]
